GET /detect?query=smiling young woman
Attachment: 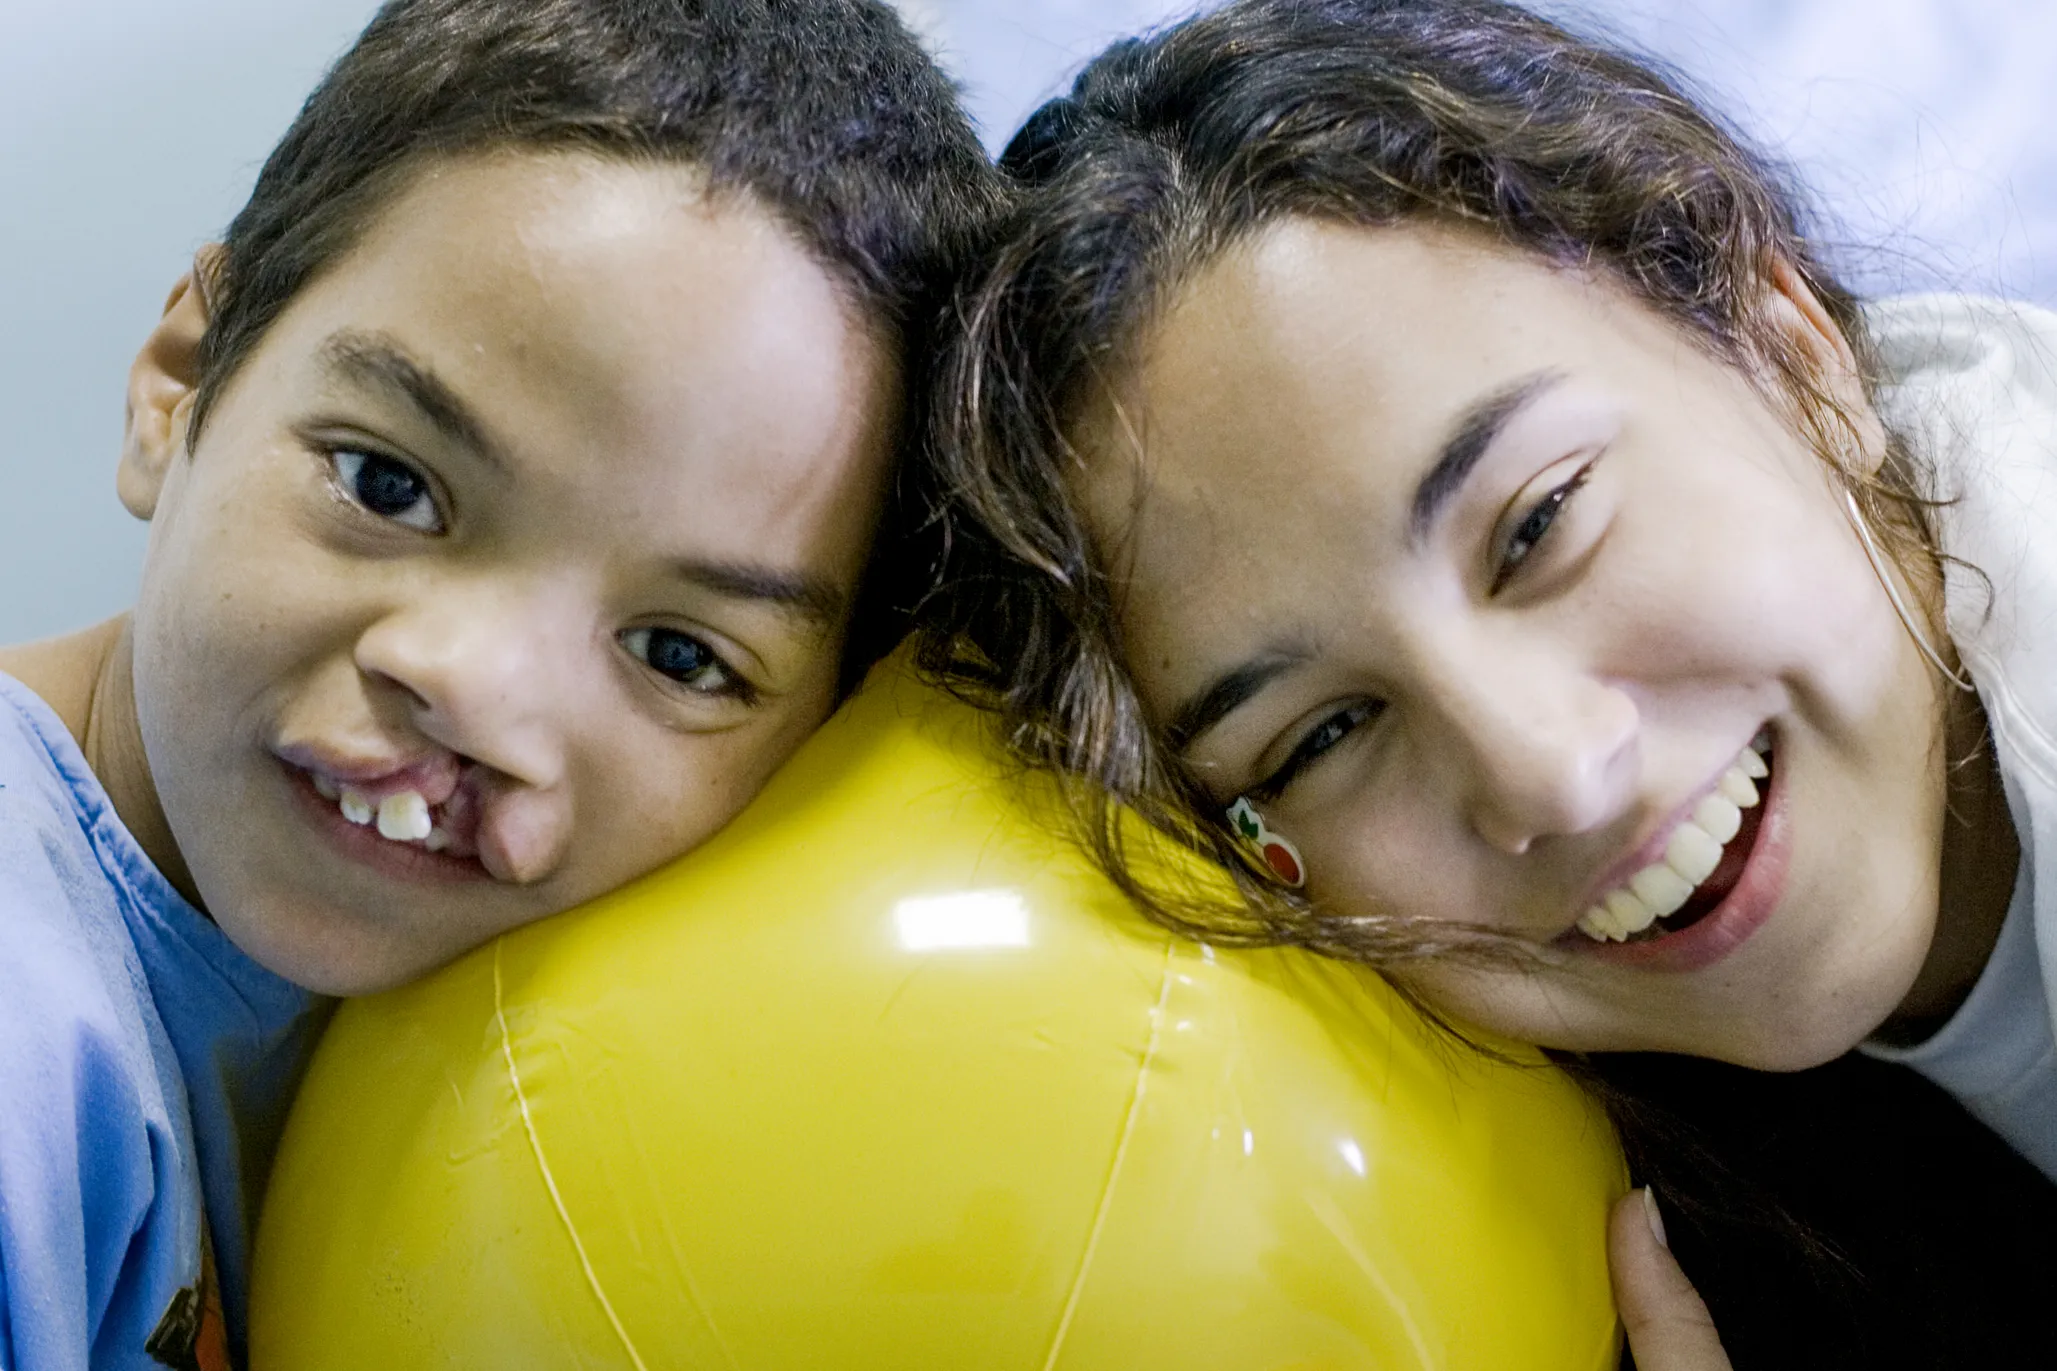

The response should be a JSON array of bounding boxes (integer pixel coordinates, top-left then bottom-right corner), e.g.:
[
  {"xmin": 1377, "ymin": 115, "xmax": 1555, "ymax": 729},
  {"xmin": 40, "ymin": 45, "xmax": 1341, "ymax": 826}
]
[
  {"xmin": 920, "ymin": 0, "xmax": 2057, "ymax": 1361},
  {"xmin": 928, "ymin": 0, "xmax": 2025, "ymax": 1073},
  {"xmin": 1080, "ymin": 213, "xmax": 1992, "ymax": 1071}
]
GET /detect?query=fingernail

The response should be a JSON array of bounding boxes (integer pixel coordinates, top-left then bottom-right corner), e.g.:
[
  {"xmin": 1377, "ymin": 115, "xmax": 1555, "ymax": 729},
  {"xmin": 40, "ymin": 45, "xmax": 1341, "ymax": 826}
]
[{"xmin": 1642, "ymin": 1186, "xmax": 1669, "ymax": 1249}]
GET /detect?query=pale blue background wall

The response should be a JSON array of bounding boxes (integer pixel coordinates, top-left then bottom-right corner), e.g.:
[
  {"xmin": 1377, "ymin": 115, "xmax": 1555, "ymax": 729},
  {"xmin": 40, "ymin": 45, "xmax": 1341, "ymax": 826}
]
[{"xmin": 4, "ymin": 0, "xmax": 2052, "ymax": 641}]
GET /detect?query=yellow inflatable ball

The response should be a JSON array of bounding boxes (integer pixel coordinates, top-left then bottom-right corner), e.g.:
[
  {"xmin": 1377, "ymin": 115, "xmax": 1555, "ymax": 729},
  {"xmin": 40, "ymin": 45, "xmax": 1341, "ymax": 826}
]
[{"xmin": 251, "ymin": 656, "xmax": 1623, "ymax": 1370}]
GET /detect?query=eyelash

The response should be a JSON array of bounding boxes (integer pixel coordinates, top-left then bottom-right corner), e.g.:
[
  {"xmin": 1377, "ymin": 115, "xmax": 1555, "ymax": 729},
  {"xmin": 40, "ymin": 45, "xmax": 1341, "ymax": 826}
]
[
  {"xmin": 1249, "ymin": 700, "xmax": 1381, "ymax": 800},
  {"xmin": 1490, "ymin": 458, "xmax": 1596, "ymax": 594},
  {"xmin": 619, "ymin": 626, "xmax": 756, "ymax": 704},
  {"xmin": 327, "ymin": 446, "xmax": 444, "ymax": 534}
]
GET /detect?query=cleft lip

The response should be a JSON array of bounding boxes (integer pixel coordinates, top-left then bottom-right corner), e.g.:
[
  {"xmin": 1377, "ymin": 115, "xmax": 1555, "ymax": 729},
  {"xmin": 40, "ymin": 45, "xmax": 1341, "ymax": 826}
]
[{"xmin": 277, "ymin": 742, "xmax": 466, "ymax": 809}]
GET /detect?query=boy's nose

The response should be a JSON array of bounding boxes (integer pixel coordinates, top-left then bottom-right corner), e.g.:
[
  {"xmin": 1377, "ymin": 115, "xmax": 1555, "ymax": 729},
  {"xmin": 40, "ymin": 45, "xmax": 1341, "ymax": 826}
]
[
  {"xmin": 1427, "ymin": 651, "xmax": 1639, "ymax": 856},
  {"xmin": 351, "ymin": 578, "xmax": 577, "ymax": 791}
]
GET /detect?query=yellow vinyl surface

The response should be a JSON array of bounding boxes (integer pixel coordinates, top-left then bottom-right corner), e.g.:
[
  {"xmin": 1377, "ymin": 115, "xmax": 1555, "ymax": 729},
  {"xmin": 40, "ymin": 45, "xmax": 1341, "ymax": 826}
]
[{"xmin": 251, "ymin": 656, "xmax": 1624, "ymax": 1370}]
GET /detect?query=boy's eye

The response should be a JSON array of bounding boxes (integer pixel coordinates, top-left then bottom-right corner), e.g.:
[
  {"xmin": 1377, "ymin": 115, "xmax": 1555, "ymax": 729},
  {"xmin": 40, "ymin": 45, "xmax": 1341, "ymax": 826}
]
[
  {"xmin": 620, "ymin": 627, "xmax": 748, "ymax": 698},
  {"xmin": 1491, "ymin": 458, "xmax": 1595, "ymax": 593},
  {"xmin": 332, "ymin": 449, "xmax": 442, "ymax": 533}
]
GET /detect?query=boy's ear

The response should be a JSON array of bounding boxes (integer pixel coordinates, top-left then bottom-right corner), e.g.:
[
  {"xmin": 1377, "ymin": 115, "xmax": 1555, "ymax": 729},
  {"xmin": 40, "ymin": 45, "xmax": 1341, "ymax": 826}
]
[
  {"xmin": 119, "ymin": 246, "xmax": 219, "ymax": 520},
  {"xmin": 1758, "ymin": 253, "xmax": 1888, "ymax": 471}
]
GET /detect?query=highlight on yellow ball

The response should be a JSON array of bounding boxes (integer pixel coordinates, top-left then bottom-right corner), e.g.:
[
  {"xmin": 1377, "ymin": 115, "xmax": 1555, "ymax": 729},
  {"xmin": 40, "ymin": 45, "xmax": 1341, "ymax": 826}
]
[{"xmin": 250, "ymin": 655, "xmax": 1624, "ymax": 1370}]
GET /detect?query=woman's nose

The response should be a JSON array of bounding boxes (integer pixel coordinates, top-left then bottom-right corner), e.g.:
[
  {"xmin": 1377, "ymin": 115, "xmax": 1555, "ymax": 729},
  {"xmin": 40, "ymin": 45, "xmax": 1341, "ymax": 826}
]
[
  {"xmin": 352, "ymin": 577, "xmax": 578, "ymax": 788},
  {"xmin": 1429, "ymin": 652, "xmax": 1639, "ymax": 856}
]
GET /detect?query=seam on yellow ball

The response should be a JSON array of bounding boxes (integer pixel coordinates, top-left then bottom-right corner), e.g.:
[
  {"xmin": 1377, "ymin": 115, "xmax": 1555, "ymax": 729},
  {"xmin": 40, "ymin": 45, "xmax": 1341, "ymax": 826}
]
[
  {"xmin": 1040, "ymin": 935, "xmax": 1178, "ymax": 1370},
  {"xmin": 1306, "ymin": 1192, "xmax": 1437, "ymax": 1368},
  {"xmin": 494, "ymin": 939, "xmax": 659, "ymax": 1371}
]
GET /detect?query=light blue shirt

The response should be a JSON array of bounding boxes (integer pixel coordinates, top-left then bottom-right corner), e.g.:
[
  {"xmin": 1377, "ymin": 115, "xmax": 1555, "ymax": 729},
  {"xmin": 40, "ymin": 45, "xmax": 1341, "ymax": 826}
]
[{"xmin": 0, "ymin": 673, "xmax": 321, "ymax": 1370}]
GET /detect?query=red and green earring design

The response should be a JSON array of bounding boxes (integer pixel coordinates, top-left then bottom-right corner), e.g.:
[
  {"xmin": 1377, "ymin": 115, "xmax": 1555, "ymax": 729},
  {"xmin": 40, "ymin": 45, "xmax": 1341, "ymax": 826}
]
[{"xmin": 1227, "ymin": 796, "xmax": 1306, "ymax": 889}]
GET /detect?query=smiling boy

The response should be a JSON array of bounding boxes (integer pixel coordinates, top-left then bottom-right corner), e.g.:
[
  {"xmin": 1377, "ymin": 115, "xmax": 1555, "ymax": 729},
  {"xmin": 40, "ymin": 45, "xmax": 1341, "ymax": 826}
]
[{"xmin": 0, "ymin": 2, "xmax": 994, "ymax": 1367}]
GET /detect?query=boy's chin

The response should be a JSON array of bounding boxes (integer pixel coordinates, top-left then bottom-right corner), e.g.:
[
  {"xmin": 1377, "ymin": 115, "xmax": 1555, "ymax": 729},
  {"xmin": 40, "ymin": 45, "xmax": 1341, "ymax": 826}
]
[{"xmin": 211, "ymin": 897, "xmax": 482, "ymax": 997}]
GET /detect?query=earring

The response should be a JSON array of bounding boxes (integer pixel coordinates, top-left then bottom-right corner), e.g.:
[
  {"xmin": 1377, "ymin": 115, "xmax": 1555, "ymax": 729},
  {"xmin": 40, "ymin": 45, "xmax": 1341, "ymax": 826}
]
[
  {"xmin": 1227, "ymin": 796, "xmax": 1306, "ymax": 889},
  {"xmin": 1843, "ymin": 489, "xmax": 1975, "ymax": 693}
]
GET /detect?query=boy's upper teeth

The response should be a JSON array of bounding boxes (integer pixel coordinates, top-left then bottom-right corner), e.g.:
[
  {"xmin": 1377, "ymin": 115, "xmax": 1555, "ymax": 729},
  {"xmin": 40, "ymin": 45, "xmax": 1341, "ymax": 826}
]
[
  {"xmin": 1574, "ymin": 738, "xmax": 1768, "ymax": 944},
  {"xmin": 377, "ymin": 791, "xmax": 433, "ymax": 842},
  {"xmin": 329, "ymin": 784, "xmax": 441, "ymax": 847},
  {"xmin": 339, "ymin": 788, "xmax": 375, "ymax": 826}
]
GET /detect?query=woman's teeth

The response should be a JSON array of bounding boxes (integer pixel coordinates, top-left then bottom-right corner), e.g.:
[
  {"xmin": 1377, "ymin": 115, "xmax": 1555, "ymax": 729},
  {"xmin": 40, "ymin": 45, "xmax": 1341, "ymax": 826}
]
[
  {"xmin": 310, "ymin": 774, "xmax": 451, "ymax": 851},
  {"xmin": 1575, "ymin": 738, "xmax": 1768, "ymax": 944}
]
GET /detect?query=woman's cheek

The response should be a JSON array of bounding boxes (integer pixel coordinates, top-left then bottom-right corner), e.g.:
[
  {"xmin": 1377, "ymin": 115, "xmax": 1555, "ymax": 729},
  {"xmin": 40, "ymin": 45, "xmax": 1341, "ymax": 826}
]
[{"xmin": 1308, "ymin": 791, "xmax": 1462, "ymax": 924}]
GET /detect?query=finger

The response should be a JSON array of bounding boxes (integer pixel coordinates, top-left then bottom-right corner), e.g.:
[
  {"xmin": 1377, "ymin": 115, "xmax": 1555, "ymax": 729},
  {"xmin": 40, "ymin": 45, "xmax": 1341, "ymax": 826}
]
[{"xmin": 1608, "ymin": 1187, "xmax": 1733, "ymax": 1371}]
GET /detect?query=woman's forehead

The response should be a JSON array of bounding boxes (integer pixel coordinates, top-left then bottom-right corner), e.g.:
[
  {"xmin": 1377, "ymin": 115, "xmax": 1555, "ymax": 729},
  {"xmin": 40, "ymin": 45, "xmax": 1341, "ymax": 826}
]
[
  {"xmin": 1139, "ymin": 219, "xmax": 1629, "ymax": 406},
  {"xmin": 1093, "ymin": 217, "xmax": 1690, "ymax": 513},
  {"xmin": 1079, "ymin": 224, "xmax": 1513, "ymax": 550},
  {"xmin": 1071, "ymin": 217, "xmax": 1688, "ymax": 701}
]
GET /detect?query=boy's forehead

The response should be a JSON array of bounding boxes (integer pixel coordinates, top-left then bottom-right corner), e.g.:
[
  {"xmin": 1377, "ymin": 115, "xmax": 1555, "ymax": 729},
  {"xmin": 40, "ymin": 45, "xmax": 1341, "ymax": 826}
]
[{"xmin": 336, "ymin": 153, "xmax": 860, "ymax": 354}]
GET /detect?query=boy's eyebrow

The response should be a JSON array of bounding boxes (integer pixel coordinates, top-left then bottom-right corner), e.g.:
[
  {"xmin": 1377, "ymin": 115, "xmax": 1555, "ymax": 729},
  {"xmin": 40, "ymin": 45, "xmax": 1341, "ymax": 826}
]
[
  {"xmin": 669, "ymin": 557, "xmax": 847, "ymax": 632},
  {"xmin": 1408, "ymin": 369, "xmax": 1566, "ymax": 547},
  {"xmin": 318, "ymin": 329, "xmax": 846, "ymax": 632},
  {"xmin": 316, "ymin": 330, "xmax": 504, "ymax": 471}
]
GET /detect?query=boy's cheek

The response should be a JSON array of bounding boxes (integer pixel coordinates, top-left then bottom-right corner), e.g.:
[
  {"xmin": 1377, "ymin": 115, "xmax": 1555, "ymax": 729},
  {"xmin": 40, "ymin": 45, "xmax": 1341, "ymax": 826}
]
[
  {"xmin": 129, "ymin": 478, "xmax": 853, "ymax": 989},
  {"xmin": 571, "ymin": 710, "xmax": 818, "ymax": 881}
]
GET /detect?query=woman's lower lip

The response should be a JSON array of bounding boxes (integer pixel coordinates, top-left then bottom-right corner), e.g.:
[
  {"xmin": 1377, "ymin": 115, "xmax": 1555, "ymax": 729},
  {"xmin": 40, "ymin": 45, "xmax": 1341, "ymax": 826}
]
[
  {"xmin": 286, "ymin": 764, "xmax": 490, "ymax": 885},
  {"xmin": 1578, "ymin": 755, "xmax": 1791, "ymax": 973}
]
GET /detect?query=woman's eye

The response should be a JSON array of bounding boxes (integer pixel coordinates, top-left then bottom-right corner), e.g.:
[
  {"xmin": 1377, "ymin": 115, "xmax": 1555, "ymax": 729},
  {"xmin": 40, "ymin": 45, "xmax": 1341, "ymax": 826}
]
[
  {"xmin": 1251, "ymin": 700, "xmax": 1380, "ymax": 799},
  {"xmin": 332, "ymin": 449, "xmax": 441, "ymax": 532},
  {"xmin": 1491, "ymin": 460, "xmax": 1594, "ymax": 593},
  {"xmin": 620, "ymin": 627, "xmax": 748, "ymax": 699}
]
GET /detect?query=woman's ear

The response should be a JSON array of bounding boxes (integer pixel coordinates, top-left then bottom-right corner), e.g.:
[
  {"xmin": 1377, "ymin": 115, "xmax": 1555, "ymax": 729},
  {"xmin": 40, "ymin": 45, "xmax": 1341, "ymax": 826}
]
[
  {"xmin": 119, "ymin": 246, "xmax": 219, "ymax": 520},
  {"xmin": 1759, "ymin": 254, "xmax": 1888, "ymax": 471}
]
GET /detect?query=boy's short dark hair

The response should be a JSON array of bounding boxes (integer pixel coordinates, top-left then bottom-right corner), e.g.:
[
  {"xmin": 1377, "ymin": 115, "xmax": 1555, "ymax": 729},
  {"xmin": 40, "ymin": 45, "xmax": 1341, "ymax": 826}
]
[{"xmin": 192, "ymin": 0, "xmax": 1000, "ymax": 686}]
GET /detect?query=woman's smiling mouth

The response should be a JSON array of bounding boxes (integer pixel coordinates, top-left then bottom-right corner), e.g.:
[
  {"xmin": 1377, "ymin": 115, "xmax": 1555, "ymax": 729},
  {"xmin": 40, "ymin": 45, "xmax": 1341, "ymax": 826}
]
[
  {"xmin": 1573, "ymin": 732, "xmax": 1772, "ymax": 944},
  {"xmin": 1558, "ymin": 727, "xmax": 1795, "ymax": 974}
]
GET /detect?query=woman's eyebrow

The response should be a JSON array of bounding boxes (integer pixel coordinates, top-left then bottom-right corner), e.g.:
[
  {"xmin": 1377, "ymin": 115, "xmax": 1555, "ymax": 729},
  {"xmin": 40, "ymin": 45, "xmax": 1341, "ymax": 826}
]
[
  {"xmin": 1407, "ymin": 368, "xmax": 1566, "ymax": 546},
  {"xmin": 1167, "ymin": 648, "xmax": 1312, "ymax": 753},
  {"xmin": 1164, "ymin": 373, "xmax": 1568, "ymax": 755},
  {"xmin": 316, "ymin": 329, "xmax": 506, "ymax": 472}
]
